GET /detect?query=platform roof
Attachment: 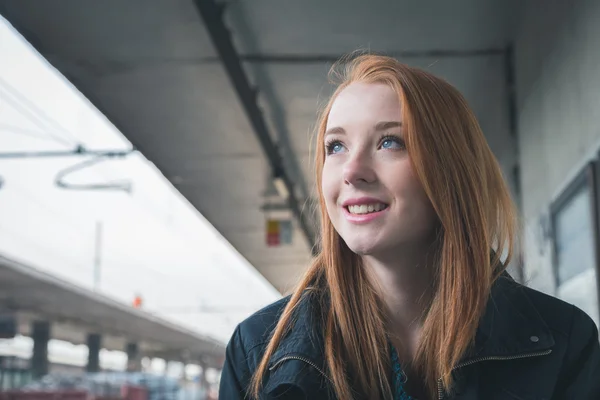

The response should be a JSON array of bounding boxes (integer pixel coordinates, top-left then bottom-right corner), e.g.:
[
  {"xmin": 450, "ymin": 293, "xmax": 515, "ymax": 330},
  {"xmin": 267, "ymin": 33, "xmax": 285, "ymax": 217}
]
[
  {"xmin": 0, "ymin": 254, "xmax": 225, "ymax": 368},
  {"xmin": 0, "ymin": 0, "xmax": 521, "ymax": 292}
]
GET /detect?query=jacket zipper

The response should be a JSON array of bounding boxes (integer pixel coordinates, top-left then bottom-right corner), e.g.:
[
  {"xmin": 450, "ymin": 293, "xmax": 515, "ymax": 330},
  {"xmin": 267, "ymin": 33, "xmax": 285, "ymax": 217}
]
[
  {"xmin": 272, "ymin": 349, "xmax": 552, "ymax": 399},
  {"xmin": 436, "ymin": 349, "xmax": 553, "ymax": 399},
  {"xmin": 269, "ymin": 355, "xmax": 334, "ymax": 385}
]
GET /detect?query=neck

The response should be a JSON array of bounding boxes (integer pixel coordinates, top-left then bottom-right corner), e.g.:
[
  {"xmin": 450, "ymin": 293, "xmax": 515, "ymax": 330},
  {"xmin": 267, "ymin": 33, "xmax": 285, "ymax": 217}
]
[{"xmin": 363, "ymin": 241, "xmax": 437, "ymax": 349}]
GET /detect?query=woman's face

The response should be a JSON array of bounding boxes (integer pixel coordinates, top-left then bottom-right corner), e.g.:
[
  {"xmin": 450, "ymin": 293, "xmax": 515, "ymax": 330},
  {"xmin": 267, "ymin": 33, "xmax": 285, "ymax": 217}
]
[{"xmin": 321, "ymin": 82, "xmax": 438, "ymax": 257}]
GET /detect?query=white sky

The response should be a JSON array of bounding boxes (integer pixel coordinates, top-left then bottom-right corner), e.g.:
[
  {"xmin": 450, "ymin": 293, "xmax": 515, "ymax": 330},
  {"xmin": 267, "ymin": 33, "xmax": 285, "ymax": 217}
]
[{"xmin": 0, "ymin": 17, "xmax": 280, "ymax": 345}]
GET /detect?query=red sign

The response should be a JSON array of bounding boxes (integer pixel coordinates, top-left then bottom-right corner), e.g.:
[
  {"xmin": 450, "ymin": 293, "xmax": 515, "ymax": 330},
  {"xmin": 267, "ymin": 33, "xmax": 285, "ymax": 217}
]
[
  {"xmin": 266, "ymin": 220, "xmax": 280, "ymax": 246},
  {"xmin": 133, "ymin": 295, "xmax": 143, "ymax": 308}
]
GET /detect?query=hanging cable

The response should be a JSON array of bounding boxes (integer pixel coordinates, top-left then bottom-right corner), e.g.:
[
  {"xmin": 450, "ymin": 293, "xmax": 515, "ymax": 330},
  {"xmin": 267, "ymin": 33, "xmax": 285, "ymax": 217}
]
[
  {"xmin": 55, "ymin": 151, "xmax": 134, "ymax": 193},
  {"xmin": 0, "ymin": 145, "xmax": 134, "ymax": 191}
]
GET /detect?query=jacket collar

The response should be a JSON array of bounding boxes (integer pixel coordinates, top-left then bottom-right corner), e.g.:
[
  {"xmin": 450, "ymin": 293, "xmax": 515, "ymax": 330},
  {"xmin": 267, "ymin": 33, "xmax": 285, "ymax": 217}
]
[
  {"xmin": 267, "ymin": 273, "xmax": 555, "ymax": 388},
  {"xmin": 265, "ymin": 291, "xmax": 331, "ymax": 396},
  {"xmin": 268, "ymin": 290, "xmax": 328, "ymax": 371},
  {"xmin": 467, "ymin": 273, "xmax": 554, "ymax": 361}
]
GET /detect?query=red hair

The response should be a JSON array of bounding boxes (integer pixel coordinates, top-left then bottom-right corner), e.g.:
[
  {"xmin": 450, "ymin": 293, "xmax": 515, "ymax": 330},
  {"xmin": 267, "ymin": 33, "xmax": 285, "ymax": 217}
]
[{"xmin": 250, "ymin": 54, "xmax": 517, "ymax": 399}]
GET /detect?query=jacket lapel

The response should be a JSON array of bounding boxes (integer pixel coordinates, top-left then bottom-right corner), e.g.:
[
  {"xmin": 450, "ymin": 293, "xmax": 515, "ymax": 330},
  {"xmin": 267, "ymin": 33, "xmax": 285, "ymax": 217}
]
[
  {"xmin": 470, "ymin": 274, "xmax": 555, "ymax": 359},
  {"xmin": 262, "ymin": 274, "xmax": 556, "ymax": 399},
  {"xmin": 264, "ymin": 292, "xmax": 333, "ymax": 398},
  {"xmin": 449, "ymin": 274, "xmax": 555, "ymax": 399}
]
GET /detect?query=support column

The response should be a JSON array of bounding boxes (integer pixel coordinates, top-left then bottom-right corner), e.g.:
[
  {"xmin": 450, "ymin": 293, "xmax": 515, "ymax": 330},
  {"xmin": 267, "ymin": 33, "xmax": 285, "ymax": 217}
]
[
  {"xmin": 30, "ymin": 321, "xmax": 50, "ymax": 379},
  {"xmin": 86, "ymin": 333, "xmax": 102, "ymax": 373},
  {"xmin": 198, "ymin": 361, "xmax": 209, "ymax": 390},
  {"xmin": 125, "ymin": 342, "xmax": 139, "ymax": 372}
]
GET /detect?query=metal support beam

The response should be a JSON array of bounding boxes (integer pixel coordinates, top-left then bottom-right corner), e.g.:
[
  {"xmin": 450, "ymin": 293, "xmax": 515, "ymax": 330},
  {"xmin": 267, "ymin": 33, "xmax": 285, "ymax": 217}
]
[
  {"xmin": 194, "ymin": 0, "xmax": 317, "ymax": 253},
  {"xmin": 503, "ymin": 44, "xmax": 525, "ymax": 284},
  {"xmin": 504, "ymin": 45, "xmax": 518, "ymax": 140},
  {"xmin": 69, "ymin": 49, "xmax": 507, "ymax": 72},
  {"xmin": 220, "ymin": 48, "xmax": 505, "ymax": 63}
]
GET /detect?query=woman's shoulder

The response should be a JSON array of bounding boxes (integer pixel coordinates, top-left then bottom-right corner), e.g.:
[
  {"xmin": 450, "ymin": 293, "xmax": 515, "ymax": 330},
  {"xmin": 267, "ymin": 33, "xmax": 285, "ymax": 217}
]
[
  {"xmin": 233, "ymin": 295, "xmax": 292, "ymax": 350},
  {"xmin": 494, "ymin": 277, "xmax": 600, "ymax": 397},
  {"xmin": 494, "ymin": 275, "xmax": 598, "ymax": 369},
  {"xmin": 514, "ymin": 279, "xmax": 597, "ymax": 338},
  {"xmin": 229, "ymin": 289, "xmax": 325, "ymax": 353}
]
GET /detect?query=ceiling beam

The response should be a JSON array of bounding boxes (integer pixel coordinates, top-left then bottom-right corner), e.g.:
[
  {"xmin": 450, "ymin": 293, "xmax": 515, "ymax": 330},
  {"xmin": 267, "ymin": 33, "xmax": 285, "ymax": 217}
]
[
  {"xmin": 67, "ymin": 48, "xmax": 507, "ymax": 72},
  {"xmin": 194, "ymin": 0, "xmax": 317, "ymax": 253},
  {"xmin": 216, "ymin": 48, "xmax": 505, "ymax": 64}
]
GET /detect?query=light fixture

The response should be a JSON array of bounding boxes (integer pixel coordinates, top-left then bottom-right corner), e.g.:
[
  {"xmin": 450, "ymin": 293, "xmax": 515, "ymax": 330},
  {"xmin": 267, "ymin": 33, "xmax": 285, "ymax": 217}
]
[{"xmin": 273, "ymin": 176, "xmax": 289, "ymax": 199}]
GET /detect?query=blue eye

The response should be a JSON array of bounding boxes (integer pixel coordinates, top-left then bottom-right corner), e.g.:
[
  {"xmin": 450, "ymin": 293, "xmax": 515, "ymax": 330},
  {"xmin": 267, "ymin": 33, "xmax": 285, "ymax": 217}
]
[
  {"xmin": 326, "ymin": 140, "xmax": 345, "ymax": 155},
  {"xmin": 380, "ymin": 136, "xmax": 404, "ymax": 150}
]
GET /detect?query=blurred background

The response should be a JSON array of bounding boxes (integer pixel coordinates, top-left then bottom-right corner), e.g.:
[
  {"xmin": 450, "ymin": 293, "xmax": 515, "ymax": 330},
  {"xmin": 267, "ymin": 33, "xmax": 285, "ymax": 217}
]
[{"xmin": 0, "ymin": 0, "xmax": 598, "ymax": 399}]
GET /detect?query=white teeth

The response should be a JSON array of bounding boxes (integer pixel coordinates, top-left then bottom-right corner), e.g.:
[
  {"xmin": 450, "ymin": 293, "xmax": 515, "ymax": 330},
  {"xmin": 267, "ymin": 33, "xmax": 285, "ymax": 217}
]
[{"xmin": 347, "ymin": 203, "xmax": 387, "ymax": 214}]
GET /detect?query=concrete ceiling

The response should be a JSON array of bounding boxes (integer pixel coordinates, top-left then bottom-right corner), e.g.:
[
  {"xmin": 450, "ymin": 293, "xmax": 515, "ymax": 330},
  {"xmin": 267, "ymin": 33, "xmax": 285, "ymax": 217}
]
[{"xmin": 0, "ymin": 0, "xmax": 522, "ymax": 293}]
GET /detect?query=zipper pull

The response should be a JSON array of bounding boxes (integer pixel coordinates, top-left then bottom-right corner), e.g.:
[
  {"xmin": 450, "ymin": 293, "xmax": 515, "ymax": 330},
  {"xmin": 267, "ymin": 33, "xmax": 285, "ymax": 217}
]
[{"xmin": 437, "ymin": 378, "xmax": 444, "ymax": 400}]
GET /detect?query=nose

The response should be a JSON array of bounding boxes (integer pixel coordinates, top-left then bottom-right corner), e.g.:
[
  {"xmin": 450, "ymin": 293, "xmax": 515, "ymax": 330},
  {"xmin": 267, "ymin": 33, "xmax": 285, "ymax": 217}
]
[{"xmin": 342, "ymin": 150, "xmax": 376, "ymax": 186}]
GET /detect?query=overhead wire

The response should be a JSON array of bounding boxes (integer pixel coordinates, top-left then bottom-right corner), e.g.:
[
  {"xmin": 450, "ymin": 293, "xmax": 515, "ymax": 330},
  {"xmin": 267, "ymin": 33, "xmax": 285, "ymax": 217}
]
[
  {"xmin": 0, "ymin": 80, "xmax": 134, "ymax": 193},
  {"xmin": 0, "ymin": 123, "xmax": 66, "ymax": 144},
  {"xmin": 1, "ymin": 77, "xmax": 223, "ymax": 273},
  {"xmin": 0, "ymin": 76, "xmax": 79, "ymax": 146},
  {"xmin": 0, "ymin": 69, "xmax": 260, "ymax": 319}
]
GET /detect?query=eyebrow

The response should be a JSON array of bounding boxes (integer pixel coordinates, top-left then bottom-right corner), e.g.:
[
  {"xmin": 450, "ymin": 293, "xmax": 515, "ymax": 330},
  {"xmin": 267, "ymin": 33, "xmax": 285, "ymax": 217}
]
[
  {"xmin": 375, "ymin": 121, "xmax": 402, "ymax": 131},
  {"xmin": 325, "ymin": 121, "xmax": 403, "ymax": 136},
  {"xmin": 324, "ymin": 126, "xmax": 345, "ymax": 136}
]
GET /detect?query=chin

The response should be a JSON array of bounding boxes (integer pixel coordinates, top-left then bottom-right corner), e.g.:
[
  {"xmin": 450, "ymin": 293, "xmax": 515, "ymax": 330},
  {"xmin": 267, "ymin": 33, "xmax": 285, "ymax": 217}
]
[{"xmin": 343, "ymin": 239, "xmax": 381, "ymax": 256}]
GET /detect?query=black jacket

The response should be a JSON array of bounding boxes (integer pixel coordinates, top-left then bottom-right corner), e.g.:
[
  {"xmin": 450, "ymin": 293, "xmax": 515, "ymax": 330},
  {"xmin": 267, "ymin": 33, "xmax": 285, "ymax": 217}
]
[{"xmin": 219, "ymin": 275, "xmax": 600, "ymax": 399}]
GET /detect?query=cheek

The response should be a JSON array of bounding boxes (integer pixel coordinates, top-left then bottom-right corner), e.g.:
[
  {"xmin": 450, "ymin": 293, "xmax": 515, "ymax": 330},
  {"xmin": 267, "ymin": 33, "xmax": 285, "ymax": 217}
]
[
  {"xmin": 405, "ymin": 174, "xmax": 437, "ymax": 224},
  {"xmin": 321, "ymin": 165, "xmax": 340, "ymax": 210},
  {"xmin": 321, "ymin": 164, "xmax": 335, "ymax": 194},
  {"xmin": 393, "ymin": 165, "xmax": 434, "ymax": 213}
]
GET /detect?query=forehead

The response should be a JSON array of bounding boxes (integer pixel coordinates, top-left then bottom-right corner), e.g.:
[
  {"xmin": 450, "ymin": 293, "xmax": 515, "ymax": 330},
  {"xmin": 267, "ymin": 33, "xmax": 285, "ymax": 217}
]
[{"xmin": 326, "ymin": 82, "xmax": 402, "ymax": 128}]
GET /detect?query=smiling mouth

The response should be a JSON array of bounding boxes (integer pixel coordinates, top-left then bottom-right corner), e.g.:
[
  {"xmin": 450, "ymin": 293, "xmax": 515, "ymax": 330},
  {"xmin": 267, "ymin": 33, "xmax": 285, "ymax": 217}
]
[{"xmin": 345, "ymin": 203, "xmax": 389, "ymax": 215}]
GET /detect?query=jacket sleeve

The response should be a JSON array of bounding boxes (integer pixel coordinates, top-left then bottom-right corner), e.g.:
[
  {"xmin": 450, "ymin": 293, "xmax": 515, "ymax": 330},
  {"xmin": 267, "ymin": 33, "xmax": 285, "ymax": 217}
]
[
  {"xmin": 557, "ymin": 306, "xmax": 600, "ymax": 399},
  {"xmin": 219, "ymin": 325, "xmax": 252, "ymax": 399}
]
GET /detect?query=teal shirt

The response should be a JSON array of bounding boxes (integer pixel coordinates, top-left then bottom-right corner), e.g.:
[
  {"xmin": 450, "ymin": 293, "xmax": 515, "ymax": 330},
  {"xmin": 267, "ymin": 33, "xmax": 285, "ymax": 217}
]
[{"xmin": 390, "ymin": 345, "xmax": 414, "ymax": 400}]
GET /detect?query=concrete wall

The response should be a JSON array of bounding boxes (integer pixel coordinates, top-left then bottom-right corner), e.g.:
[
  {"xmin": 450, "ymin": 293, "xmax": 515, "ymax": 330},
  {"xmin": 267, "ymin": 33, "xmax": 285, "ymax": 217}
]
[{"xmin": 515, "ymin": 0, "xmax": 600, "ymax": 295}]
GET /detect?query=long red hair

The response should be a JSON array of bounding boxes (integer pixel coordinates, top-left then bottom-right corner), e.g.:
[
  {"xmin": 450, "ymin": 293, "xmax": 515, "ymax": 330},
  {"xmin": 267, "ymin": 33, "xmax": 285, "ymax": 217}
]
[{"xmin": 250, "ymin": 54, "xmax": 517, "ymax": 399}]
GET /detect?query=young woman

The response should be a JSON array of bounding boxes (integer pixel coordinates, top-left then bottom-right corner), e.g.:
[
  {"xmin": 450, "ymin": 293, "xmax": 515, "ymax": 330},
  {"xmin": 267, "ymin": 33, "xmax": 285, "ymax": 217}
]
[{"xmin": 218, "ymin": 54, "xmax": 600, "ymax": 399}]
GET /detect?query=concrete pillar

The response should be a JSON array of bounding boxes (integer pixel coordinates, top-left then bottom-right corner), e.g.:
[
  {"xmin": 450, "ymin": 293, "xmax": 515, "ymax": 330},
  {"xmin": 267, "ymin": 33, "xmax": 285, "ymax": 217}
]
[
  {"xmin": 0, "ymin": 355, "xmax": 5, "ymax": 389},
  {"xmin": 125, "ymin": 342, "xmax": 139, "ymax": 372},
  {"xmin": 86, "ymin": 333, "xmax": 102, "ymax": 373},
  {"xmin": 198, "ymin": 361, "xmax": 209, "ymax": 389},
  {"xmin": 31, "ymin": 321, "xmax": 50, "ymax": 379}
]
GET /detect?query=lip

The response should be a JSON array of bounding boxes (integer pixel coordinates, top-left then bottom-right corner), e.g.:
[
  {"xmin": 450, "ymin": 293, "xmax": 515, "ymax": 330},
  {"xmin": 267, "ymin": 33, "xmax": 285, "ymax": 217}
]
[
  {"xmin": 341, "ymin": 197, "xmax": 389, "ymax": 224},
  {"xmin": 341, "ymin": 197, "xmax": 387, "ymax": 207}
]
